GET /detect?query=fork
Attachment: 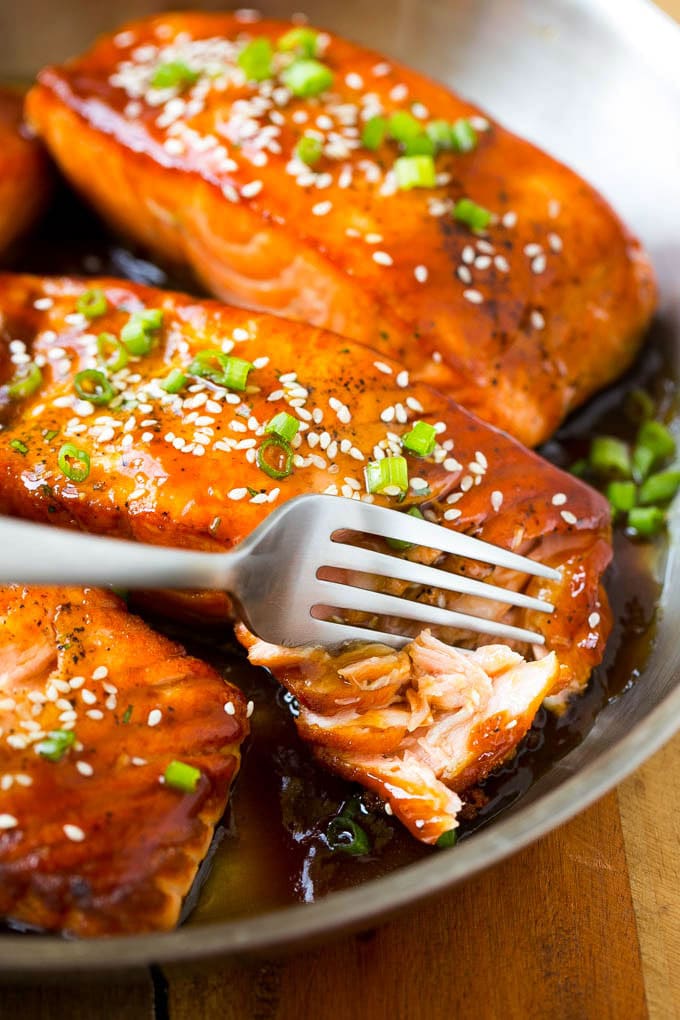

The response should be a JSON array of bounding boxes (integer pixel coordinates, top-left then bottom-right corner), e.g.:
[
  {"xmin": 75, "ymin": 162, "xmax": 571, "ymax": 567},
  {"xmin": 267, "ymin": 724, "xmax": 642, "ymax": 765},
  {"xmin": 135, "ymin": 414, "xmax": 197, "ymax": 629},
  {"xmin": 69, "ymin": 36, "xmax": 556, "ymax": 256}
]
[{"xmin": 0, "ymin": 496, "xmax": 558, "ymax": 648}]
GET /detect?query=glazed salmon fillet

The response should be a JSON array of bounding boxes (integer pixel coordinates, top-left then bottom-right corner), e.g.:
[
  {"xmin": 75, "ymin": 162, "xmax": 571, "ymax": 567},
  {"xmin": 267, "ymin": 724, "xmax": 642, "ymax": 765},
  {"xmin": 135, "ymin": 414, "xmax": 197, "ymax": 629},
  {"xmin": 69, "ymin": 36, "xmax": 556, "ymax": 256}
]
[
  {"xmin": 26, "ymin": 12, "xmax": 656, "ymax": 446},
  {"xmin": 0, "ymin": 584, "xmax": 248, "ymax": 936},
  {"xmin": 0, "ymin": 88, "xmax": 50, "ymax": 257},
  {"xmin": 0, "ymin": 274, "xmax": 611, "ymax": 840}
]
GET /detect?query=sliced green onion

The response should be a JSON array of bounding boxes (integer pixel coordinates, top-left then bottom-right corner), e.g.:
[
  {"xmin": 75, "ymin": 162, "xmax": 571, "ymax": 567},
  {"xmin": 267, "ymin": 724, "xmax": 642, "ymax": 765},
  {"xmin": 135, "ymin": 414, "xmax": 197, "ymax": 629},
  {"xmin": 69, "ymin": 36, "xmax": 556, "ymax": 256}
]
[
  {"xmin": 237, "ymin": 37, "xmax": 274, "ymax": 82},
  {"xmin": 589, "ymin": 436, "xmax": 631, "ymax": 478},
  {"xmin": 58, "ymin": 443, "xmax": 90, "ymax": 483},
  {"xmin": 402, "ymin": 420, "xmax": 437, "ymax": 457},
  {"xmin": 453, "ymin": 197, "xmax": 492, "ymax": 231},
  {"xmin": 151, "ymin": 60, "xmax": 199, "ymax": 90},
  {"xmin": 121, "ymin": 705, "xmax": 133, "ymax": 724},
  {"xmin": 265, "ymin": 411, "xmax": 299, "ymax": 442},
  {"xmin": 606, "ymin": 480, "xmax": 637, "ymax": 514},
  {"xmin": 361, "ymin": 115, "xmax": 388, "ymax": 150},
  {"xmin": 388, "ymin": 110, "xmax": 422, "ymax": 143},
  {"xmin": 628, "ymin": 505, "xmax": 666, "ymax": 538},
  {"xmin": 387, "ymin": 505, "xmax": 425, "ymax": 551},
  {"xmin": 188, "ymin": 350, "xmax": 253, "ymax": 391},
  {"xmin": 365, "ymin": 455, "xmax": 409, "ymax": 496},
  {"xmin": 450, "ymin": 118, "xmax": 478, "ymax": 153},
  {"xmin": 402, "ymin": 133, "xmax": 436, "ymax": 157},
  {"xmin": 624, "ymin": 388, "xmax": 655, "ymax": 424},
  {"xmin": 633, "ymin": 421, "xmax": 676, "ymax": 481},
  {"xmin": 436, "ymin": 828, "xmax": 458, "ymax": 848},
  {"xmin": 278, "ymin": 26, "xmax": 319, "ymax": 57},
  {"xmin": 257, "ymin": 436, "xmax": 294, "ymax": 479},
  {"xmin": 295, "ymin": 134, "xmax": 323, "ymax": 166},
  {"xmin": 160, "ymin": 368, "xmax": 187, "ymax": 394},
  {"xmin": 43, "ymin": 429, "xmax": 59, "ymax": 443},
  {"xmin": 9, "ymin": 439, "xmax": 28, "ymax": 455},
  {"xmin": 76, "ymin": 288, "xmax": 108, "ymax": 320},
  {"xmin": 74, "ymin": 369, "xmax": 114, "ymax": 406},
  {"xmin": 569, "ymin": 458, "xmax": 589, "ymax": 478},
  {"xmin": 120, "ymin": 308, "xmax": 164, "ymax": 356},
  {"xmin": 425, "ymin": 119, "xmax": 455, "ymax": 151},
  {"xmin": 325, "ymin": 816, "xmax": 370, "ymax": 855},
  {"xmin": 36, "ymin": 729, "xmax": 76, "ymax": 763},
  {"xmin": 638, "ymin": 470, "xmax": 680, "ymax": 506},
  {"xmin": 281, "ymin": 58, "xmax": 333, "ymax": 97},
  {"xmin": 7, "ymin": 361, "xmax": 42, "ymax": 400},
  {"xmin": 394, "ymin": 155, "xmax": 436, "ymax": 191},
  {"xmin": 163, "ymin": 760, "xmax": 202, "ymax": 793},
  {"xmin": 97, "ymin": 332, "xmax": 128, "ymax": 373}
]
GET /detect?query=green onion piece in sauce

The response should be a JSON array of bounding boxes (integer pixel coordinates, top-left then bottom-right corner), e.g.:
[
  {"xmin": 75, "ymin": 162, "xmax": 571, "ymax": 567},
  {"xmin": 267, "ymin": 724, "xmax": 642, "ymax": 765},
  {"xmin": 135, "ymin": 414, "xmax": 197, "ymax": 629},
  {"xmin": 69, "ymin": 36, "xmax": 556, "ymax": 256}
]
[
  {"xmin": 624, "ymin": 388, "xmax": 655, "ymax": 425},
  {"xmin": 74, "ymin": 369, "xmax": 115, "ymax": 406},
  {"xmin": 453, "ymin": 198, "xmax": 492, "ymax": 231},
  {"xmin": 325, "ymin": 816, "xmax": 370, "ymax": 856},
  {"xmin": 361, "ymin": 115, "xmax": 388, "ymax": 151},
  {"xmin": 7, "ymin": 361, "xmax": 42, "ymax": 400},
  {"xmin": 237, "ymin": 37, "xmax": 274, "ymax": 81},
  {"xmin": 278, "ymin": 26, "xmax": 319, "ymax": 57},
  {"xmin": 425, "ymin": 119, "xmax": 455, "ymax": 151},
  {"xmin": 450, "ymin": 118, "xmax": 478, "ymax": 153},
  {"xmin": 638, "ymin": 470, "xmax": 680, "ymax": 506},
  {"xmin": 386, "ymin": 505, "xmax": 425, "ymax": 551},
  {"xmin": 151, "ymin": 60, "xmax": 199, "ymax": 90},
  {"xmin": 97, "ymin": 332, "xmax": 128, "ymax": 373},
  {"xmin": 265, "ymin": 411, "xmax": 300, "ymax": 443},
  {"xmin": 606, "ymin": 480, "xmax": 637, "ymax": 514},
  {"xmin": 295, "ymin": 134, "xmax": 323, "ymax": 166},
  {"xmin": 402, "ymin": 420, "xmax": 437, "ymax": 457},
  {"xmin": 365, "ymin": 455, "xmax": 409, "ymax": 497},
  {"xmin": 121, "ymin": 308, "xmax": 164, "ymax": 356},
  {"xmin": 281, "ymin": 58, "xmax": 334, "ymax": 97},
  {"xmin": 394, "ymin": 155, "xmax": 436, "ymax": 191},
  {"xmin": 388, "ymin": 110, "xmax": 422, "ymax": 144},
  {"xmin": 402, "ymin": 134, "xmax": 436, "ymax": 157},
  {"xmin": 632, "ymin": 421, "xmax": 676, "ymax": 480},
  {"xmin": 163, "ymin": 760, "xmax": 202, "ymax": 793},
  {"xmin": 188, "ymin": 350, "xmax": 253, "ymax": 391},
  {"xmin": 58, "ymin": 443, "xmax": 90, "ymax": 483},
  {"xmin": 589, "ymin": 436, "xmax": 631, "ymax": 478},
  {"xmin": 36, "ymin": 729, "xmax": 76, "ymax": 763},
  {"xmin": 76, "ymin": 288, "xmax": 108, "ymax": 320},
  {"xmin": 160, "ymin": 368, "xmax": 187, "ymax": 394},
  {"xmin": 436, "ymin": 829, "xmax": 458, "ymax": 849},
  {"xmin": 628, "ymin": 506, "xmax": 666, "ymax": 538},
  {"xmin": 257, "ymin": 436, "xmax": 294, "ymax": 479},
  {"xmin": 9, "ymin": 439, "xmax": 28, "ymax": 456}
]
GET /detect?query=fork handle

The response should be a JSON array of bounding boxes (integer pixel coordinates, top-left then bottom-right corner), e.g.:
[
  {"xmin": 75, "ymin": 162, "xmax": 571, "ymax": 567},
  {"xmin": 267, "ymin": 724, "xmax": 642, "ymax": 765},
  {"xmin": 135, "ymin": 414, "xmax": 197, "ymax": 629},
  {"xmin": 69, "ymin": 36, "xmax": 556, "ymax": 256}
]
[{"xmin": 0, "ymin": 516, "xmax": 238, "ymax": 591}]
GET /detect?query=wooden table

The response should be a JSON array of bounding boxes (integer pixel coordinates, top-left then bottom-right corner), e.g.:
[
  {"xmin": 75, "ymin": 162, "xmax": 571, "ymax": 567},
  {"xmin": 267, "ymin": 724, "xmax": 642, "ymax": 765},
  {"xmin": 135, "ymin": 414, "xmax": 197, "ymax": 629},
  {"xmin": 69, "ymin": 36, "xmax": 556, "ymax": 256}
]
[{"xmin": 7, "ymin": 1, "xmax": 680, "ymax": 1016}]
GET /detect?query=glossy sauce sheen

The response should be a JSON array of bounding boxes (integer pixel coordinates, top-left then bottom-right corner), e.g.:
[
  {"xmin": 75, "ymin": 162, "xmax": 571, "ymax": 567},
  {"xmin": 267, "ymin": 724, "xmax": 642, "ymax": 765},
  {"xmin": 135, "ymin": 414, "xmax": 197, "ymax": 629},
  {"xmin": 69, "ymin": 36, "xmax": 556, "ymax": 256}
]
[{"xmin": 1, "ymin": 192, "xmax": 665, "ymax": 926}]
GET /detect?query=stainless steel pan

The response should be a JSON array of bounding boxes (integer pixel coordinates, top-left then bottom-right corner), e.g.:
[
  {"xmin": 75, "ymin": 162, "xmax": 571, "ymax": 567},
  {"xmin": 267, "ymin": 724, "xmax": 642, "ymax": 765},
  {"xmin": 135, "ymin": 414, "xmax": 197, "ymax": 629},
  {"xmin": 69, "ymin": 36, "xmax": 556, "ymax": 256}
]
[{"xmin": 1, "ymin": 0, "xmax": 679, "ymax": 974}]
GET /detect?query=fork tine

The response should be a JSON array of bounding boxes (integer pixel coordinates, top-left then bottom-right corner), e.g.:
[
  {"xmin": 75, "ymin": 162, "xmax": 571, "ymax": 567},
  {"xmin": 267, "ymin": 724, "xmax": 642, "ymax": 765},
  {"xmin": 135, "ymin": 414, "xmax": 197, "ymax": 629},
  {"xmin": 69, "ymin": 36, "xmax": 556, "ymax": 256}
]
[
  {"xmin": 300, "ymin": 619, "xmax": 413, "ymax": 648},
  {"xmin": 329, "ymin": 500, "xmax": 561, "ymax": 581},
  {"xmin": 313, "ymin": 579, "xmax": 546, "ymax": 645},
  {"xmin": 321, "ymin": 544, "xmax": 554, "ymax": 614}
]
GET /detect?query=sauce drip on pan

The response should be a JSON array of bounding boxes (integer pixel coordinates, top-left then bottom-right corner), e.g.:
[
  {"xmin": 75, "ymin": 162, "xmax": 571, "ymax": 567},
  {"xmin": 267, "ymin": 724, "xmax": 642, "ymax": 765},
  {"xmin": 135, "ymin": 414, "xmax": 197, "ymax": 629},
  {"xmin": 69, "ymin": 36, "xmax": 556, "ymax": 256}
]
[{"xmin": 0, "ymin": 184, "xmax": 669, "ymax": 929}]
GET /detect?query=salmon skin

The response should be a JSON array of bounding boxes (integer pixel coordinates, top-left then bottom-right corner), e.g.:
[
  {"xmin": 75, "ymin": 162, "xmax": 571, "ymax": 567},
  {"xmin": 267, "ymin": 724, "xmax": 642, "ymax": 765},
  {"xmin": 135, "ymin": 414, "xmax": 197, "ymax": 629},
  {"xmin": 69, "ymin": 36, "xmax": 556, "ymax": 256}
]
[
  {"xmin": 0, "ymin": 88, "xmax": 50, "ymax": 257},
  {"xmin": 26, "ymin": 12, "xmax": 656, "ymax": 447},
  {"xmin": 0, "ymin": 275, "xmax": 611, "ymax": 839},
  {"xmin": 0, "ymin": 584, "xmax": 248, "ymax": 936}
]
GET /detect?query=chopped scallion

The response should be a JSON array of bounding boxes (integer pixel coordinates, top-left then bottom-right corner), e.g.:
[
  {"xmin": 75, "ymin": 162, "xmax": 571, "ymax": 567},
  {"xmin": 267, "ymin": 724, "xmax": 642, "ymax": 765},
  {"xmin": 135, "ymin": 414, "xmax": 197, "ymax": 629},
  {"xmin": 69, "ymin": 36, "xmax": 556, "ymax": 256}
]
[
  {"xmin": 453, "ymin": 197, "xmax": 492, "ymax": 231},
  {"xmin": 58, "ymin": 443, "xmax": 90, "ymax": 483},
  {"xmin": 402, "ymin": 133, "xmax": 436, "ymax": 157},
  {"xmin": 632, "ymin": 421, "xmax": 676, "ymax": 481},
  {"xmin": 151, "ymin": 60, "xmax": 199, "ymax": 90},
  {"xmin": 257, "ymin": 436, "xmax": 294, "ymax": 479},
  {"xmin": 450, "ymin": 118, "xmax": 478, "ymax": 153},
  {"xmin": 402, "ymin": 420, "xmax": 437, "ymax": 457},
  {"xmin": 121, "ymin": 308, "xmax": 164, "ymax": 356},
  {"xmin": 325, "ymin": 816, "xmax": 370, "ymax": 855},
  {"xmin": 386, "ymin": 506, "xmax": 425, "ymax": 551},
  {"xmin": 606, "ymin": 480, "xmax": 637, "ymax": 514},
  {"xmin": 361, "ymin": 115, "xmax": 388, "ymax": 150},
  {"xmin": 638, "ymin": 470, "xmax": 680, "ymax": 506},
  {"xmin": 628, "ymin": 505, "xmax": 666, "ymax": 538},
  {"xmin": 394, "ymin": 155, "xmax": 436, "ymax": 191},
  {"xmin": 282, "ymin": 58, "xmax": 333, "ymax": 97},
  {"xmin": 163, "ymin": 760, "xmax": 202, "ymax": 793},
  {"xmin": 7, "ymin": 361, "xmax": 42, "ymax": 400},
  {"xmin": 188, "ymin": 350, "xmax": 253, "ymax": 391},
  {"xmin": 624, "ymin": 388, "xmax": 655, "ymax": 424},
  {"xmin": 74, "ymin": 369, "xmax": 115, "ymax": 406},
  {"xmin": 76, "ymin": 288, "xmax": 108, "ymax": 320},
  {"xmin": 388, "ymin": 110, "xmax": 422, "ymax": 143},
  {"xmin": 160, "ymin": 368, "xmax": 187, "ymax": 394},
  {"xmin": 436, "ymin": 828, "xmax": 458, "ymax": 848},
  {"xmin": 237, "ymin": 37, "xmax": 274, "ymax": 82},
  {"xmin": 295, "ymin": 134, "xmax": 323, "ymax": 166},
  {"xmin": 265, "ymin": 411, "xmax": 299, "ymax": 443},
  {"xmin": 277, "ymin": 26, "xmax": 319, "ymax": 57},
  {"xmin": 425, "ymin": 119, "xmax": 454, "ymax": 151},
  {"xmin": 9, "ymin": 439, "xmax": 28, "ymax": 456},
  {"xmin": 365, "ymin": 455, "xmax": 409, "ymax": 496},
  {"xmin": 97, "ymin": 332, "xmax": 128, "ymax": 373},
  {"xmin": 589, "ymin": 436, "xmax": 631, "ymax": 478},
  {"xmin": 36, "ymin": 729, "xmax": 76, "ymax": 763}
]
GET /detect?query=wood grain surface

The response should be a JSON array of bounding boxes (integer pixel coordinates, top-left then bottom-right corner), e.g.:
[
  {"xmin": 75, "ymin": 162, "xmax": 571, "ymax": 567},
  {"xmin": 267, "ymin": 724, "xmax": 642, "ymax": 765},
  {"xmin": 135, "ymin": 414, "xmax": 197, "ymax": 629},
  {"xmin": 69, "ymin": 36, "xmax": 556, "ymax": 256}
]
[{"xmin": 3, "ymin": 2, "xmax": 680, "ymax": 1018}]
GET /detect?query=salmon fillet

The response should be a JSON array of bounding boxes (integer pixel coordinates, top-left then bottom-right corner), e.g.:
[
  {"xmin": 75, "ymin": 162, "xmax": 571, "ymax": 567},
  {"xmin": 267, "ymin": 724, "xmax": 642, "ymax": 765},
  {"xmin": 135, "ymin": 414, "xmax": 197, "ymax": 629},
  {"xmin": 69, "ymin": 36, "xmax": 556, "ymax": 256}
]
[
  {"xmin": 0, "ymin": 584, "xmax": 248, "ymax": 936},
  {"xmin": 0, "ymin": 274, "xmax": 611, "ymax": 839},
  {"xmin": 26, "ymin": 12, "xmax": 656, "ymax": 446},
  {"xmin": 0, "ymin": 88, "xmax": 50, "ymax": 257}
]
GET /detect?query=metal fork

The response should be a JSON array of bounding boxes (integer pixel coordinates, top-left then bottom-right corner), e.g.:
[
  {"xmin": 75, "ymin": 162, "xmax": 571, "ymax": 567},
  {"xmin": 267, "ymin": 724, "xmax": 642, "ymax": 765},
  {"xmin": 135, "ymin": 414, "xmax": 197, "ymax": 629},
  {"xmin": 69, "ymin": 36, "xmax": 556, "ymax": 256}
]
[{"xmin": 0, "ymin": 496, "xmax": 558, "ymax": 648}]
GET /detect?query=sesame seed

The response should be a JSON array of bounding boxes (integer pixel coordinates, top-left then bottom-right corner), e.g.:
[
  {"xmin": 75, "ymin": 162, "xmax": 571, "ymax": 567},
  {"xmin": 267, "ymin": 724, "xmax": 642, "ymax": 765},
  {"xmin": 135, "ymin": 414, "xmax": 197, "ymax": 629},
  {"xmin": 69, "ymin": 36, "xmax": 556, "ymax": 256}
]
[
  {"xmin": 131, "ymin": 757, "xmax": 147, "ymax": 767},
  {"xmin": 0, "ymin": 814, "xmax": 18, "ymax": 829},
  {"xmin": 463, "ymin": 289, "xmax": 484, "ymax": 304},
  {"xmin": 551, "ymin": 492, "xmax": 567, "ymax": 506},
  {"xmin": 241, "ymin": 180, "xmax": 263, "ymax": 198},
  {"xmin": 491, "ymin": 490, "xmax": 504, "ymax": 512},
  {"xmin": 372, "ymin": 251, "xmax": 393, "ymax": 266},
  {"xmin": 530, "ymin": 310, "xmax": 545, "ymax": 330},
  {"xmin": 410, "ymin": 477, "xmax": 429, "ymax": 491},
  {"xmin": 395, "ymin": 370, "xmax": 409, "ymax": 388},
  {"xmin": 224, "ymin": 701, "xmax": 236, "ymax": 715},
  {"xmin": 374, "ymin": 361, "xmax": 393, "ymax": 375},
  {"xmin": 444, "ymin": 508, "xmax": 462, "ymax": 521},
  {"xmin": 588, "ymin": 612, "xmax": 601, "ymax": 628},
  {"xmin": 443, "ymin": 457, "xmax": 462, "ymax": 473},
  {"xmin": 532, "ymin": 254, "xmax": 547, "ymax": 275},
  {"xmin": 63, "ymin": 824, "xmax": 85, "ymax": 843},
  {"xmin": 92, "ymin": 665, "xmax": 108, "ymax": 680},
  {"xmin": 561, "ymin": 510, "xmax": 578, "ymax": 525},
  {"xmin": 460, "ymin": 475, "xmax": 474, "ymax": 492},
  {"xmin": 502, "ymin": 211, "xmax": 517, "ymax": 228},
  {"xmin": 246, "ymin": 700, "xmax": 255, "ymax": 718},
  {"xmin": 414, "ymin": 265, "xmax": 428, "ymax": 283},
  {"xmin": 474, "ymin": 255, "xmax": 492, "ymax": 270},
  {"xmin": 86, "ymin": 709, "xmax": 104, "ymax": 721},
  {"xmin": 312, "ymin": 200, "xmax": 332, "ymax": 216},
  {"xmin": 76, "ymin": 761, "xmax": 94, "ymax": 777},
  {"xmin": 81, "ymin": 689, "xmax": 97, "ymax": 706},
  {"xmin": 147, "ymin": 709, "xmax": 162, "ymax": 727},
  {"xmin": 494, "ymin": 255, "xmax": 510, "ymax": 273}
]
